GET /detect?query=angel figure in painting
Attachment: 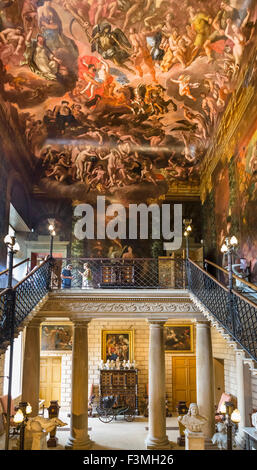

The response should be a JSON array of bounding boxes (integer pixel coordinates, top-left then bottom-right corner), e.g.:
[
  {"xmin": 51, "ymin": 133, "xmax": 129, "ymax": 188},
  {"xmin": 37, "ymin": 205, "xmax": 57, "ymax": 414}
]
[
  {"xmin": 91, "ymin": 22, "xmax": 133, "ymax": 72},
  {"xmin": 224, "ymin": 18, "xmax": 247, "ymax": 69},
  {"xmin": 170, "ymin": 74, "xmax": 200, "ymax": 102}
]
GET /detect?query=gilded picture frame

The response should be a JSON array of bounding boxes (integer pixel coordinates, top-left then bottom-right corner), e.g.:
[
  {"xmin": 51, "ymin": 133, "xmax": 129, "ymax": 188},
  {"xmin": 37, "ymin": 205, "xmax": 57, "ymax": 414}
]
[
  {"xmin": 102, "ymin": 330, "xmax": 134, "ymax": 362},
  {"xmin": 164, "ymin": 324, "xmax": 193, "ymax": 353}
]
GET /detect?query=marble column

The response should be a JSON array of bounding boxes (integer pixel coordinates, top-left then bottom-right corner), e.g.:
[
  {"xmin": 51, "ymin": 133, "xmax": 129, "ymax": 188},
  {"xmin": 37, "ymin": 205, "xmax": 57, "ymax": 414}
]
[
  {"xmin": 196, "ymin": 321, "xmax": 215, "ymax": 438},
  {"xmin": 21, "ymin": 318, "xmax": 42, "ymax": 417},
  {"xmin": 235, "ymin": 351, "xmax": 251, "ymax": 448},
  {"xmin": 66, "ymin": 318, "xmax": 92, "ymax": 450},
  {"xmin": 146, "ymin": 320, "xmax": 170, "ymax": 449}
]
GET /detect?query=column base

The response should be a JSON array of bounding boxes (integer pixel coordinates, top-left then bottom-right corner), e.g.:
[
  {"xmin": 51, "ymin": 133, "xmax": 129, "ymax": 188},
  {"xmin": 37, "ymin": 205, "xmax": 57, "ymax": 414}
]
[
  {"xmin": 65, "ymin": 435, "xmax": 93, "ymax": 450},
  {"xmin": 145, "ymin": 435, "xmax": 171, "ymax": 450}
]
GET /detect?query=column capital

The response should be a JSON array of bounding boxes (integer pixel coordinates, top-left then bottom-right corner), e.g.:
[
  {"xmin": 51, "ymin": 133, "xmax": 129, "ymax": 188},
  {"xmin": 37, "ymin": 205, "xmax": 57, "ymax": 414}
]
[
  {"xmin": 71, "ymin": 317, "xmax": 92, "ymax": 327},
  {"xmin": 196, "ymin": 320, "xmax": 211, "ymax": 327},
  {"xmin": 148, "ymin": 318, "xmax": 168, "ymax": 326},
  {"xmin": 27, "ymin": 317, "xmax": 45, "ymax": 328}
]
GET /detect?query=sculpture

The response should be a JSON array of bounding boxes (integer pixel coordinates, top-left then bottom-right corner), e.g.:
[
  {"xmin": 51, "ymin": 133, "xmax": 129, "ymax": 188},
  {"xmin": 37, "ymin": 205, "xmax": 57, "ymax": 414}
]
[
  {"xmin": 178, "ymin": 403, "xmax": 207, "ymax": 433},
  {"xmin": 252, "ymin": 412, "xmax": 257, "ymax": 431},
  {"xmin": 26, "ymin": 416, "xmax": 67, "ymax": 450},
  {"xmin": 212, "ymin": 422, "xmax": 227, "ymax": 450}
]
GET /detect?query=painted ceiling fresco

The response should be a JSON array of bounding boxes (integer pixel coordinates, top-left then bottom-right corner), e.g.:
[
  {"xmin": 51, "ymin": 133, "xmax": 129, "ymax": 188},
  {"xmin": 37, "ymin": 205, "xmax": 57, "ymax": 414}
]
[{"xmin": 0, "ymin": 0, "xmax": 257, "ymax": 205}]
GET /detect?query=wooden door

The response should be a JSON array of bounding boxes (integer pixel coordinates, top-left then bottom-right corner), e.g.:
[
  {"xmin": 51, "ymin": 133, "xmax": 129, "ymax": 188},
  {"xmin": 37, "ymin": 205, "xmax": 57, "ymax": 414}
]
[
  {"xmin": 172, "ymin": 356, "xmax": 196, "ymax": 410},
  {"xmin": 213, "ymin": 358, "xmax": 225, "ymax": 408},
  {"xmin": 40, "ymin": 357, "xmax": 62, "ymax": 407}
]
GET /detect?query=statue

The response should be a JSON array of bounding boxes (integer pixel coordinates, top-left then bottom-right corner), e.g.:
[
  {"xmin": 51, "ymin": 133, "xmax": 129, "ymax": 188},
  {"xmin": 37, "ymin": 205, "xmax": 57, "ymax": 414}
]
[
  {"xmin": 252, "ymin": 412, "xmax": 257, "ymax": 431},
  {"xmin": 212, "ymin": 422, "xmax": 227, "ymax": 450},
  {"xmin": 178, "ymin": 403, "xmax": 207, "ymax": 433},
  {"xmin": 26, "ymin": 416, "xmax": 67, "ymax": 450}
]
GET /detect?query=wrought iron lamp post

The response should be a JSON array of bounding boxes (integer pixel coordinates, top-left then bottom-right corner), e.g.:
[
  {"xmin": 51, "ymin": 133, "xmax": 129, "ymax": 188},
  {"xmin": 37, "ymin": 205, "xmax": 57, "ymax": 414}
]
[
  {"xmin": 220, "ymin": 401, "xmax": 241, "ymax": 450},
  {"xmin": 48, "ymin": 220, "xmax": 56, "ymax": 258},
  {"xmin": 4, "ymin": 234, "xmax": 20, "ymax": 451},
  {"xmin": 221, "ymin": 236, "xmax": 238, "ymax": 335},
  {"xmin": 183, "ymin": 219, "xmax": 192, "ymax": 259},
  {"xmin": 13, "ymin": 402, "xmax": 32, "ymax": 450},
  {"xmin": 221, "ymin": 236, "xmax": 238, "ymax": 291}
]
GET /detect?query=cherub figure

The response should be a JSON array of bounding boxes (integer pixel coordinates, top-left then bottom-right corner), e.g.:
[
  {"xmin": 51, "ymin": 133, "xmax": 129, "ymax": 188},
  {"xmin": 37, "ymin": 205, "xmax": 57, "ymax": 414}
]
[{"xmin": 170, "ymin": 74, "xmax": 200, "ymax": 102}]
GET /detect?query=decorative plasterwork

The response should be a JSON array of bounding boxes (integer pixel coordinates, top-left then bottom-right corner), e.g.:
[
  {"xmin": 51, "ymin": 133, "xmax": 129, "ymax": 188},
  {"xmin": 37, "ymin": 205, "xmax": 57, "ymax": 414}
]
[{"xmin": 40, "ymin": 299, "xmax": 199, "ymax": 314}]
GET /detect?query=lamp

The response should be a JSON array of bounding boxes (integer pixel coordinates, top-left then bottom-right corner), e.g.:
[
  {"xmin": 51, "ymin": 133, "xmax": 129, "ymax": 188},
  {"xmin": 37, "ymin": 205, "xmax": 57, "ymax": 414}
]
[
  {"xmin": 13, "ymin": 402, "xmax": 32, "ymax": 450},
  {"xmin": 183, "ymin": 219, "xmax": 193, "ymax": 258},
  {"xmin": 231, "ymin": 409, "xmax": 241, "ymax": 424},
  {"xmin": 222, "ymin": 401, "xmax": 240, "ymax": 450},
  {"xmin": 4, "ymin": 233, "xmax": 20, "ymax": 450},
  {"xmin": 48, "ymin": 219, "xmax": 56, "ymax": 258},
  {"xmin": 220, "ymin": 235, "xmax": 238, "ymax": 291}
]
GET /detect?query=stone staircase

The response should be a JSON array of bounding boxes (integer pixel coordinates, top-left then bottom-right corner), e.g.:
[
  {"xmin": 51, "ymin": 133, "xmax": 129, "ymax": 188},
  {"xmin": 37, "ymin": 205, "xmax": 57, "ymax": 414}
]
[{"xmin": 189, "ymin": 292, "xmax": 257, "ymax": 377}]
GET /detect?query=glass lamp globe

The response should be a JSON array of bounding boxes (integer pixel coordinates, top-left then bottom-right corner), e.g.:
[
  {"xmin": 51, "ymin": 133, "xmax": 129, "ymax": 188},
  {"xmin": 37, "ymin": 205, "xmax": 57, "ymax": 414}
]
[
  {"xmin": 26, "ymin": 403, "xmax": 32, "ymax": 415},
  {"xmin": 14, "ymin": 409, "xmax": 24, "ymax": 424},
  {"xmin": 231, "ymin": 409, "xmax": 241, "ymax": 424},
  {"xmin": 230, "ymin": 236, "xmax": 238, "ymax": 246},
  {"xmin": 4, "ymin": 234, "xmax": 13, "ymax": 245},
  {"xmin": 221, "ymin": 244, "xmax": 228, "ymax": 253}
]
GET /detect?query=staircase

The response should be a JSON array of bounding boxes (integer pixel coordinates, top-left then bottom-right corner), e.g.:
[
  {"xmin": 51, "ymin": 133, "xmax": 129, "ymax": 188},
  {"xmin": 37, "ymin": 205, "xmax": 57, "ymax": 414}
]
[
  {"xmin": 187, "ymin": 259, "xmax": 257, "ymax": 375},
  {"xmin": 0, "ymin": 257, "xmax": 52, "ymax": 354}
]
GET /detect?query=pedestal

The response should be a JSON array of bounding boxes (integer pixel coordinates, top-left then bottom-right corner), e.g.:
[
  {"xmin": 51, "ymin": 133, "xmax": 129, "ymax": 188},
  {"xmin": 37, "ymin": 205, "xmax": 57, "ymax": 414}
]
[{"xmin": 184, "ymin": 430, "xmax": 205, "ymax": 450}]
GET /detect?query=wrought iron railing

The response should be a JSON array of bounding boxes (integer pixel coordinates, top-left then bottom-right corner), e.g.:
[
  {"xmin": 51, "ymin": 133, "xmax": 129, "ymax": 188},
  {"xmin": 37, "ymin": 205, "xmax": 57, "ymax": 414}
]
[
  {"xmin": 187, "ymin": 259, "xmax": 257, "ymax": 362},
  {"xmin": 0, "ymin": 258, "xmax": 30, "ymax": 289},
  {"xmin": 53, "ymin": 257, "xmax": 186, "ymax": 289},
  {"xmin": 204, "ymin": 259, "xmax": 257, "ymax": 305},
  {"xmin": 0, "ymin": 258, "xmax": 52, "ymax": 347}
]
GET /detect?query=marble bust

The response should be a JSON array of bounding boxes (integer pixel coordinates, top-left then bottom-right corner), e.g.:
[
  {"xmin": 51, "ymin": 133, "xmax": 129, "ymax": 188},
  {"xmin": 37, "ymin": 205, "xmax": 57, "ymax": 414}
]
[
  {"xmin": 252, "ymin": 412, "xmax": 257, "ymax": 431},
  {"xmin": 178, "ymin": 403, "xmax": 207, "ymax": 433}
]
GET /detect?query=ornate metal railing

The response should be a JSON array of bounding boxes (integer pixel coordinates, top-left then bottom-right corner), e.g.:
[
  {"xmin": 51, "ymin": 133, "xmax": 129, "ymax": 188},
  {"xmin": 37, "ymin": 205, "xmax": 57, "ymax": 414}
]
[
  {"xmin": 0, "ymin": 258, "xmax": 30, "ymax": 289},
  {"xmin": 204, "ymin": 259, "xmax": 257, "ymax": 305},
  {"xmin": 0, "ymin": 258, "xmax": 52, "ymax": 347},
  {"xmin": 187, "ymin": 259, "xmax": 257, "ymax": 362},
  {"xmin": 53, "ymin": 257, "xmax": 186, "ymax": 290}
]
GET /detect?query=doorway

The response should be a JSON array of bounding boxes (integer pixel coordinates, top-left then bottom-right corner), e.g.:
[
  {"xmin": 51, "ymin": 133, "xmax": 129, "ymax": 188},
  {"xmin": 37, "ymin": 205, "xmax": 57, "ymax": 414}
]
[
  {"xmin": 172, "ymin": 356, "xmax": 196, "ymax": 410},
  {"xmin": 213, "ymin": 358, "xmax": 225, "ymax": 408},
  {"xmin": 40, "ymin": 357, "xmax": 62, "ymax": 408}
]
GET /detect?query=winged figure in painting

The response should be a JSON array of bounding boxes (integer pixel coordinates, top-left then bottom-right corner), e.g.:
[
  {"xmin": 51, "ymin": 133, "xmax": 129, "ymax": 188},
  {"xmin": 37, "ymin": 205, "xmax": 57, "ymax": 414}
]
[{"xmin": 91, "ymin": 22, "xmax": 133, "ymax": 71}]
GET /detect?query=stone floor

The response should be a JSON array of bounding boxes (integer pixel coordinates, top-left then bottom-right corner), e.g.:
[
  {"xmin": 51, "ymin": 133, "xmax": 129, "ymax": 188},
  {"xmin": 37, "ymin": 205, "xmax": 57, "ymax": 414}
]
[
  {"xmin": 0, "ymin": 412, "xmax": 223, "ymax": 451},
  {"xmin": 0, "ymin": 412, "xmax": 183, "ymax": 451}
]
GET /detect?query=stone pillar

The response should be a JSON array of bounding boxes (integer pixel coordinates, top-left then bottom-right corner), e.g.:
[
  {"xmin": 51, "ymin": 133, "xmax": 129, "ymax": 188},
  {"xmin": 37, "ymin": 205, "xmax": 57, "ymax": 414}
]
[
  {"xmin": 22, "ymin": 318, "xmax": 42, "ymax": 416},
  {"xmin": 146, "ymin": 320, "xmax": 170, "ymax": 449},
  {"xmin": 235, "ymin": 351, "xmax": 252, "ymax": 448},
  {"xmin": 66, "ymin": 319, "xmax": 92, "ymax": 450},
  {"xmin": 196, "ymin": 321, "xmax": 215, "ymax": 438}
]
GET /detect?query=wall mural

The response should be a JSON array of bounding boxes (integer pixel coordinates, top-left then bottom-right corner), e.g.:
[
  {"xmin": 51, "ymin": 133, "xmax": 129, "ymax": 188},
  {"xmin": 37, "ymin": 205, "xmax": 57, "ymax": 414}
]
[{"xmin": 0, "ymin": 0, "xmax": 257, "ymax": 206}]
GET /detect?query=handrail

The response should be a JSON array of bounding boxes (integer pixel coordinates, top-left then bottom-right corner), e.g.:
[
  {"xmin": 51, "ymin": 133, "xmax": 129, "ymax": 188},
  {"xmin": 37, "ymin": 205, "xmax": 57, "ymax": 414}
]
[
  {"xmin": 13, "ymin": 258, "xmax": 49, "ymax": 290},
  {"xmin": 187, "ymin": 258, "xmax": 257, "ymax": 362},
  {"xmin": 204, "ymin": 259, "xmax": 257, "ymax": 292},
  {"xmin": 0, "ymin": 258, "xmax": 30, "ymax": 277},
  {"xmin": 188, "ymin": 258, "xmax": 229, "ymax": 292}
]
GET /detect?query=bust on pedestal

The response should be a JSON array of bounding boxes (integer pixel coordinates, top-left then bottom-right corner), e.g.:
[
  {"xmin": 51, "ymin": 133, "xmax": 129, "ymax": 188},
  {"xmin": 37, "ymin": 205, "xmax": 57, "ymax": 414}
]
[{"xmin": 178, "ymin": 403, "xmax": 207, "ymax": 450}]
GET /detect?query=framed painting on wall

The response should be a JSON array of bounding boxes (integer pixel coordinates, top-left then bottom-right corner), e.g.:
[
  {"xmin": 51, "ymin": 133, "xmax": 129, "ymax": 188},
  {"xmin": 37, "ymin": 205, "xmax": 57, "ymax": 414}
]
[
  {"xmin": 102, "ymin": 330, "xmax": 134, "ymax": 362},
  {"xmin": 41, "ymin": 324, "xmax": 73, "ymax": 351},
  {"xmin": 164, "ymin": 324, "xmax": 193, "ymax": 353}
]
